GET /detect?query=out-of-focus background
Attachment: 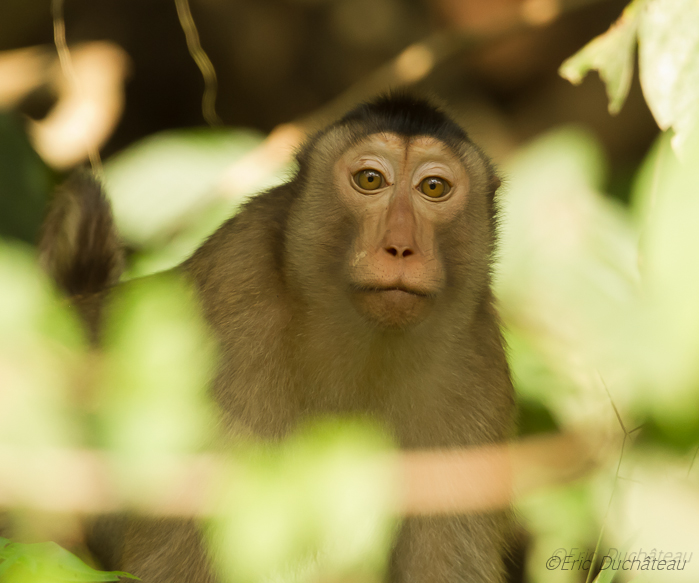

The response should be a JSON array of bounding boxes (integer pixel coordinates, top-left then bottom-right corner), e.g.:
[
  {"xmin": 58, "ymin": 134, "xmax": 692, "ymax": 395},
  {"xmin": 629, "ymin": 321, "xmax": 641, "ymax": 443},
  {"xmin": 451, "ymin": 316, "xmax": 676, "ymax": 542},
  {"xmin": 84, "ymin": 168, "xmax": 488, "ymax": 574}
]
[
  {"xmin": 2, "ymin": 0, "xmax": 699, "ymax": 582},
  {"xmin": 0, "ymin": 0, "xmax": 658, "ymax": 251}
]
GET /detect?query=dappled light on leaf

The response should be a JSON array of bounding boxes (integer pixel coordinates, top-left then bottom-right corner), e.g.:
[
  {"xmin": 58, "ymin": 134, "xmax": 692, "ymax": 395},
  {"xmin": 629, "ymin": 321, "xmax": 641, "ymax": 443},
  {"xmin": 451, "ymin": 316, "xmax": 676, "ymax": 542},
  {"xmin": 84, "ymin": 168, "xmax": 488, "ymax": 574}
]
[
  {"xmin": 499, "ymin": 121, "xmax": 699, "ymax": 581},
  {"xmin": 0, "ymin": 538, "xmax": 137, "ymax": 582},
  {"xmin": 629, "ymin": 131, "xmax": 699, "ymax": 438},
  {"xmin": 98, "ymin": 271, "xmax": 216, "ymax": 505},
  {"xmin": 104, "ymin": 129, "xmax": 265, "ymax": 247},
  {"xmin": 518, "ymin": 484, "xmax": 598, "ymax": 583},
  {"xmin": 561, "ymin": 0, "xmax": 699, "ymax": 155},
  {"xmin": 211, "ymin": 420, "xmax": 395, "ymax": 583},
  {"xmin": 638, "ymin": 0, "xmax": 699, "ymax": 154},
  {"xmin": 0, "ymin": 242, "xmax": 84, "ymax": 449},
  {"xmin": 496, "ymin": 127, "xmax": 639, "ymax": 429},
  {"xmin": 605, "ymin": 456, "xmax": 699, "ymax": 582},
  {"xmin": 559, "ymin": 1, "xmax": 641, "ymax": 115},
  {"xmin": 126, "ymin": 198, "xmax": 241, "ymax": 279}
]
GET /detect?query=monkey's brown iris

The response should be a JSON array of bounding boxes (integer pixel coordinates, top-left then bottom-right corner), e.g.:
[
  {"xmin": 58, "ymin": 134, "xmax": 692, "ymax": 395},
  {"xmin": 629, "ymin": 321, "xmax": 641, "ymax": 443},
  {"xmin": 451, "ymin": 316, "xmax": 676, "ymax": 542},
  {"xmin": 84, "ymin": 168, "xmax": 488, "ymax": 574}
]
[
  {"xmin": 353, "ymin": 169, "xmax": 385, "ymax": 191},
  {"xmin": 420, "ymin": 176, "xmax": 449, "ymax": 198}
]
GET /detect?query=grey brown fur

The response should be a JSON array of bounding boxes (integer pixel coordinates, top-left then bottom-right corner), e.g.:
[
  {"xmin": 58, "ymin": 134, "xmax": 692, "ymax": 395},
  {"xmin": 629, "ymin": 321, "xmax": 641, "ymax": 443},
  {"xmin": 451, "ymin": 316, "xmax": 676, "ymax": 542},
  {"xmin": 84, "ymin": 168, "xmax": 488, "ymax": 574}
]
[{"xmin": 40, "ymin": 95, "xmax": 514, "ymax": 582}]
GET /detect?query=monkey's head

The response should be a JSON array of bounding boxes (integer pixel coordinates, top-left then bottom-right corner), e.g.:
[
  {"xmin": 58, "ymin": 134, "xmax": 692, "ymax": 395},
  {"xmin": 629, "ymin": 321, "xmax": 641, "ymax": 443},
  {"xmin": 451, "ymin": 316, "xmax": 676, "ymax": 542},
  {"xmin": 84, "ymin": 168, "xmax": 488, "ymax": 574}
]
[{"xmin": 286, "ymin": 94, "xmax": 500, "ymax": 331}]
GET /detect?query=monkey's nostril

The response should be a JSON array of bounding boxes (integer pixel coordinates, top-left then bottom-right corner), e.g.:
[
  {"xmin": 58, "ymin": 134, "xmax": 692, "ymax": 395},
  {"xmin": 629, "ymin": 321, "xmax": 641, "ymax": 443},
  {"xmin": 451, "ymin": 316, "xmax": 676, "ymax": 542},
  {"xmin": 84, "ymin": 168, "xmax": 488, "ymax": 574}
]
[{"xmin": 385, "ymin": 246, "xmax": 413, "ymax": 258}]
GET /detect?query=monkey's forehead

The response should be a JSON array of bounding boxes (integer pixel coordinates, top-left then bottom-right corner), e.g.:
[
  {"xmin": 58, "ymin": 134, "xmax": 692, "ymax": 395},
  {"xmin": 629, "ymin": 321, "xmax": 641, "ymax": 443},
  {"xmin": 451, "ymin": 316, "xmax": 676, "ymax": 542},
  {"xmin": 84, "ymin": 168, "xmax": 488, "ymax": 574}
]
[
  {"xmin": 304, "ymin": 125, "xmax": 487, "ymax": 185},
  {"xmin": 311, "ymin": 125, "xmax": 474, "ymax": 163},
  {"xmin": 337, "ymin": 132, "xmax": 461, "ymax": 167},
  {"xmin": 344, "ymin": 131, "xmax": 450, "ymax": 150}
]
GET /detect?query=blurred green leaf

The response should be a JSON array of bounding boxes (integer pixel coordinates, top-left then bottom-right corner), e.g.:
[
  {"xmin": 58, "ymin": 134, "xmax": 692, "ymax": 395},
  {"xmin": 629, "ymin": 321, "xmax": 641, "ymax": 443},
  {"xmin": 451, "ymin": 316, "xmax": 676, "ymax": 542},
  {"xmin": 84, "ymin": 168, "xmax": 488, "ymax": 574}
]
[
  {"xmin": 592, "ymin": 534, "xmax": 635, "ymax": 583},
  {"xmin": 0, "ymin": 113, "xmax": 53, "ymax": 244},
  {"xmin": 496, "ymin": 127, "xmax": 639, "ymax": 427},
  {"xmin": 559, "ymin": 0, "xmax": 642, "ymax": 114},
  {"xmin": 561, "ymin": 0, "xmax": 699, "ymax": 154},
  {"xmin": 629, "ymin": 131, "xmax": 699, "ymax": 438},
  {"xmin": 98, "ymin": 271, "xmax": 216, "ymax": 500},
  {"xmin": 518, "ymin": 483, "xmax": 598, "ymax": 583},
  {"xmin": 0, "ymin": 241, "xmax": 85, "ymax": 447},
  {"xmin": 505, "ymin": 327, "xmax": 574, "ymax": 433},
  {"xmin": 103, "ymin": 128, "xmax": 264, "ymax": 248},
  {"xmin": 0, "ymin": 538, "xmax": 136, "ymax": 582},
  {"xmin": 638, "ymin": 0, "xmax": 699, "ymax": 153},
  {"xmin": 212, "ymin": 420, "xmax": 395, "ymax": 583},
  {"xmin": 606, "ymin": 461, "xmax": 699, "ymax": 582},
  {"xmin": 126, "ymin": 198, "xmax": 241, "ymax": 279}
]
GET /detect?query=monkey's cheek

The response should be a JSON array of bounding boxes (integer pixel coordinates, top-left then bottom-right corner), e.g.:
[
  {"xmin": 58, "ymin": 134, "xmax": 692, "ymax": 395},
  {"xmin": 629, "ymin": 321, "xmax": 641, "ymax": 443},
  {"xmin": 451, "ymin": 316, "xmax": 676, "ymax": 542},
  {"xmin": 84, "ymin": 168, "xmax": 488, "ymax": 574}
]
[{"xmin": 351, "ymin": 290, "xmax": 431, "ymax": 329}]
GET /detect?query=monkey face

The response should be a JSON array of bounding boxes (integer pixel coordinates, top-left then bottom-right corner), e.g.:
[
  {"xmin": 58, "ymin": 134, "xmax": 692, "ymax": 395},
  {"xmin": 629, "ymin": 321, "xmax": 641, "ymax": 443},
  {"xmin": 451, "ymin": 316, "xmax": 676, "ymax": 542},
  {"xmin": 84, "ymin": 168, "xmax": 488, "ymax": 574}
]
[
  {"xmin": 285, "ymin": 99, "xmax": 497, "ymax": 333},
  {"xmin": 334, "ymin": 132, "xmax": 471, "ymax": 328}
]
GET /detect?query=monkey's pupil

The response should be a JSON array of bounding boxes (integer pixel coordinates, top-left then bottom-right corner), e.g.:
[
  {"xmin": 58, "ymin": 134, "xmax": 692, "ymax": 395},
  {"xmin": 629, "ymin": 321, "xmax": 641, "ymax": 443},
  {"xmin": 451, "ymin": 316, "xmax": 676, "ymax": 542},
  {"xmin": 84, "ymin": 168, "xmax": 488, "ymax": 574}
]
[{"xmin": 355, "ymin": 170, "xmax": 384, "ymax": 190}]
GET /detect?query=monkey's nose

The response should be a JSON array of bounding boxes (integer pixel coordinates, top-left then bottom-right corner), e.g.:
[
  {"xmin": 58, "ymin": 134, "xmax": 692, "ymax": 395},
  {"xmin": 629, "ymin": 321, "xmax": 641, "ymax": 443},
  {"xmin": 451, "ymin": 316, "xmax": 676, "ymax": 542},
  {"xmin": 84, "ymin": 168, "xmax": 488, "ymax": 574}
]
[{"xmin": 385, "ymin": 245, "xmax": 414, "ymax": 258}]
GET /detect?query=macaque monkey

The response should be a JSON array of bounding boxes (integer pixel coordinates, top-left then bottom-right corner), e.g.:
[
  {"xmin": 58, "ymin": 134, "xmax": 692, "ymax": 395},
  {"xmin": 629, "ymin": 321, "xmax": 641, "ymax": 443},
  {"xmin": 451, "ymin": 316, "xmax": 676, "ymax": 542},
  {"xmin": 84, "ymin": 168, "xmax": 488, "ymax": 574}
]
[{"xmin": 39, "ymin": 94, "xmax": 514, "ymax": 582}]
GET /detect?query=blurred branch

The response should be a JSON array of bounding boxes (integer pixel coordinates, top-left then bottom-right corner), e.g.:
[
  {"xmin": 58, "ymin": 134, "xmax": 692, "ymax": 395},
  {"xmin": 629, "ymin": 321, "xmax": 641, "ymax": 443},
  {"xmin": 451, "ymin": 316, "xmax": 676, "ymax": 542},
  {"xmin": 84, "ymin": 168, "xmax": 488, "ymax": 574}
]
[
  {"xmin": 401, "ymin": 432, "xmax": 598, "ymax": 515},
  {"xmin": 217, "ymin": 0, "xmax": 607, "ymax": 199},
  {"xmin": 0, "ymin": 41, "xmax": 129, "ymax": 171},
  {"xmin": 0, "ymin": 433, "xmax": 597, "ymax": 517},
  {"xmin": 0, "ymin": 47, "xmax": 54, "ymax": 109},
  {"xmin": 174, "ymin": 0, "xmax": 221, "ymax": 127},
  {"xmin": 51, "ymin": 0, "xmax": 103, "ymax": 175}
]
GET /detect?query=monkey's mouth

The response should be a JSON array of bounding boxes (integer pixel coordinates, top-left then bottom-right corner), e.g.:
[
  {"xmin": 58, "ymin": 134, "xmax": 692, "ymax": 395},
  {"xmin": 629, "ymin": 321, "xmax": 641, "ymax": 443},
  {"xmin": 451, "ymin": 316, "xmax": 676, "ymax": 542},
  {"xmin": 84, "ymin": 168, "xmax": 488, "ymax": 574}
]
[
  {"xmin": 349, "ymin": 284, "xmax": 434, "ymax": 327},
  {"xmin": 351, "ymin": 283, "xmax": 434, "ymax": 297}
]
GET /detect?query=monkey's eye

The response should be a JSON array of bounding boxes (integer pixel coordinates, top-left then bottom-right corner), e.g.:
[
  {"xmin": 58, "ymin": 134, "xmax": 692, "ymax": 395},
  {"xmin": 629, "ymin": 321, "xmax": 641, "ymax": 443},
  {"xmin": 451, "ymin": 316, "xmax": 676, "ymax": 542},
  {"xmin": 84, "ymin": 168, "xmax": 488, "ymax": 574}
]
[
  {"xmin": 353, "ymin": 169, "xmax": 386, "ymax": 191},
  {"xmin": 420, "ymin": 176, "xmax": 450, "ymax": 198}
]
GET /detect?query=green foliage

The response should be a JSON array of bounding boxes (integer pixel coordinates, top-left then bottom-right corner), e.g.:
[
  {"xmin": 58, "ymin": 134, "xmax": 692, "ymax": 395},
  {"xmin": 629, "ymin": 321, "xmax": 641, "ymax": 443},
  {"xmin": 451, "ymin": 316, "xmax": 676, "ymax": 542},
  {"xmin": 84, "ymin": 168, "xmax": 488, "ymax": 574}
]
[
  {"xmin": 102, "ymin": 128, "xmax": 291, "ymax": 278},
  {"xmin": 0, "ymin": 241, "xmax": 84, "ymax": 448},
  {"xmin": 211, "ymin": 420, "xmax": 395, "ymax": 583},
  {"xmin": 509, "ymin": 15, "xmax": 699, "ymax": 573},
  {"xmin": 559, "ymin": 1, "xmax": 641, "ymax": 115},
  {"xmin": 0, "ymin": 537, "xmax": 136, "ymax": 582},
  {"xmin": 519, "ymin": 484, "xmax": 599, "ymax": 583},
  {"xmin": 499, "ymin": 125, "xmax": 699, "ymax": 443},
  {"xmin": 628, "ymin": 131, "xmax": 699, "ymax": 441},
  {"xmin": 0, "ymin": 113, "xmax": 54, "ymax": 244},
  {"xmin": 639, "ymin": 0, "xmax": 699, "ymax": 153},
  {"xmin": 560, "ymin": 0, "xmax": 699, "ymax": 154},
  {"xmin": 104, "ymin": 128, "xmax": 261, "ymax": 246},
  {"xmin": 496, "ymin": 127, "xmax": 638, "ymax": 429},
  {"xmin": 95, "ymin": 271, "xmax": 217, "ymax": 504}
]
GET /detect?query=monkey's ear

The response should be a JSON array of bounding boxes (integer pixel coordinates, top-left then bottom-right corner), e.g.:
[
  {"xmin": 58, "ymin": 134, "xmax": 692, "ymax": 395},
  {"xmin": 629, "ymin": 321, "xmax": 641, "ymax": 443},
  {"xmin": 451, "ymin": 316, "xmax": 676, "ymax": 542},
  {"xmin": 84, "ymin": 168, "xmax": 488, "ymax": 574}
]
[{"xmin": 38, "ymin": 172, "xmax": 124, "ymax": 297}]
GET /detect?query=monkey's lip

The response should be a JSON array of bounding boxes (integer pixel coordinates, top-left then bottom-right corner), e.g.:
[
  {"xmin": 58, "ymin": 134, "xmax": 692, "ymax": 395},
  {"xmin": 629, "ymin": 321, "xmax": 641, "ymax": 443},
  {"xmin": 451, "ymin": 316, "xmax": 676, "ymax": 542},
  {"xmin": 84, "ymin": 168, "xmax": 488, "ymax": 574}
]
[
  {"xmin": 349, "ymin": 284, "xmax": 434, "ymax": 327},
  {"xmin": 351, "ymin": 284, "xmax": 433, "ymax": 298}
]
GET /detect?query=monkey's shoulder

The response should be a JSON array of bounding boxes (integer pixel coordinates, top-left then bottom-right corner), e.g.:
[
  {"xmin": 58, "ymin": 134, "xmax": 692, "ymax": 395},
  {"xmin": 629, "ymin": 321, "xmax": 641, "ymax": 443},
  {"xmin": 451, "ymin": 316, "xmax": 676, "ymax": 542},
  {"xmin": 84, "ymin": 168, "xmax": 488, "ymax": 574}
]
[
  {"xmin": 181, "ymin": 181, "xmax": 298, "ymax": 330},
  {"xmin": 186, "ymin": 180, "xmax": 297, "ymax": 268}
]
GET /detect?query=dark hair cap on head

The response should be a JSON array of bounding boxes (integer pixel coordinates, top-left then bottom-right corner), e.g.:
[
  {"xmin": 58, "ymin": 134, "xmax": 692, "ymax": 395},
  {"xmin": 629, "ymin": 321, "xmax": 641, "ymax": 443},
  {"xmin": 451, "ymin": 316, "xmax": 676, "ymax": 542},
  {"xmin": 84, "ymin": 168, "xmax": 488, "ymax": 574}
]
[{"xmin": 338, "ymin": 92, "xmax": 469, "ymax": 145}]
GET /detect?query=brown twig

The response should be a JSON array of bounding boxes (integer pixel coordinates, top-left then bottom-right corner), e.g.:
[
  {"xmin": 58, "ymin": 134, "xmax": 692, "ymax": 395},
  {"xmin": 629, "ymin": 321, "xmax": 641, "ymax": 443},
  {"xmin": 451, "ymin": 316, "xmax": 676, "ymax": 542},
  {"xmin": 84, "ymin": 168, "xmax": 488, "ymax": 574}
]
[{"xmin": 0, "ymin": 433, "xmax": 597, "ymax": 518}]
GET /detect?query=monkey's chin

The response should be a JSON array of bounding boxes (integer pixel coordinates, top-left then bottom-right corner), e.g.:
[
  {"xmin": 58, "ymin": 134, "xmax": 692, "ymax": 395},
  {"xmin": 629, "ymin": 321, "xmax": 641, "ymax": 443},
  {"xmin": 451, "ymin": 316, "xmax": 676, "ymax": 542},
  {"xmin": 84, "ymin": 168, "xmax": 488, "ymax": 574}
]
[{"xmin": 351, "ymin": 288, "xmax": 432, "ymax": 329}]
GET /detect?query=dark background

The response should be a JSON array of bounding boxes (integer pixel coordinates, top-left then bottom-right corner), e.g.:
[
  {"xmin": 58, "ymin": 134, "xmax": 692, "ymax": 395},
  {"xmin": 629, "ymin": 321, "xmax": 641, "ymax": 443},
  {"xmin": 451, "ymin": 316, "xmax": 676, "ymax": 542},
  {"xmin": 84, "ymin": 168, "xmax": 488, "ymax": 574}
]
[{"xmin": 1, "ymin": 0, "xmax": 656, "ymax": 207}]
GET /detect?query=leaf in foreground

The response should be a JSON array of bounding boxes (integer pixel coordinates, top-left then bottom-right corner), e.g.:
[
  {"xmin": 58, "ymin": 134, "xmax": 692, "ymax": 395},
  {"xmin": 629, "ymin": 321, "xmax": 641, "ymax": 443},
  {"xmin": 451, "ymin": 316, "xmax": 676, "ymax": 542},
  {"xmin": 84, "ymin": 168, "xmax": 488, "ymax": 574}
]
[
  {"xmin": 637, "ymin": 0, "xmax": 699, "ymax": 153},
  {"xmin": 0, "ymin": 538, "xmax": 137, "ymax": 581},
  {"xmin": 559, "ymin": 0, "xmax": 642, "ymax": 114}
]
